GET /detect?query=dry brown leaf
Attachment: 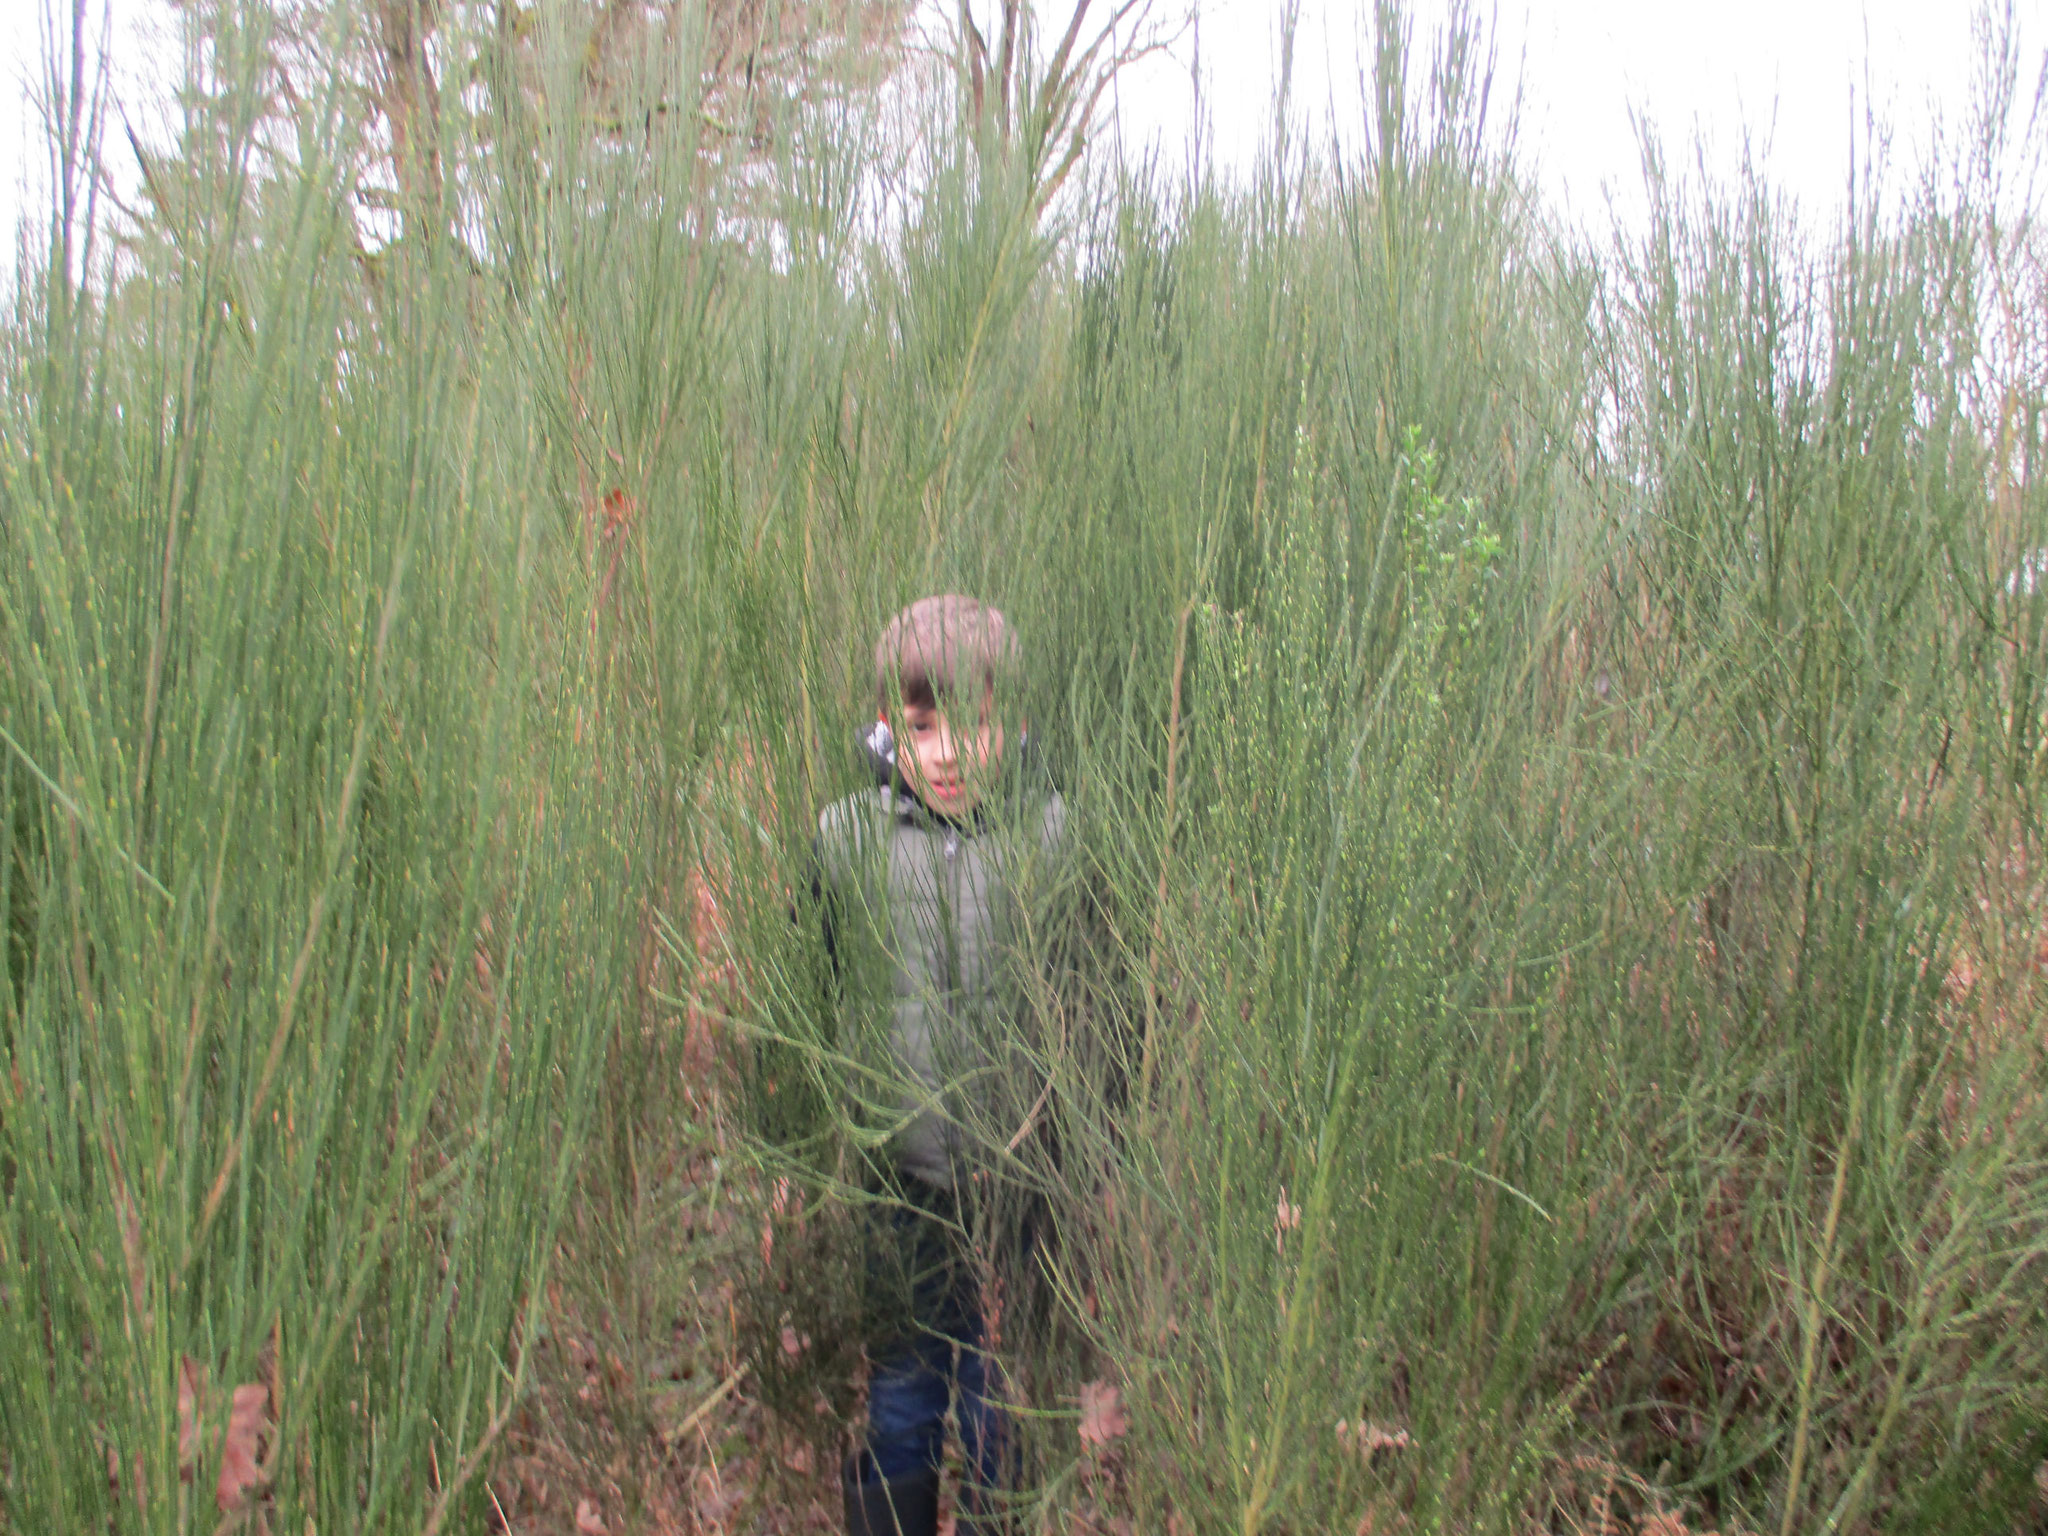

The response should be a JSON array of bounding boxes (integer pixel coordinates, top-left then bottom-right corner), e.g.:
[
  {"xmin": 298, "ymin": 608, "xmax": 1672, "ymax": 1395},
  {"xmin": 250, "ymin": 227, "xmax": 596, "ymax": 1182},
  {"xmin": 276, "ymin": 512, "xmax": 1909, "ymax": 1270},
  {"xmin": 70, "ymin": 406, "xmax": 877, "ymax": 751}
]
[
  {"xmin": 575, "ymin": 1496, "xmax": 608, "ymax": 1533},
  {"xmin": 1077, "ymin": 1379, "xmax": 1127, "ymax": 1450},
  {"xmin": 1335, "ymin": 1418, "xmax": 1413, "ymax": 1459},
  {"xmin": 1274, "ymin": 1208, "xmax": 1302, "ymax": 1255},
  {"xmin": 215, "ymin": 1382, "xmax": 270, "ymax": 1513},
  {"xmin": 1943, "ymin": 950, "xmax": 1979, "ymax": 1002},
  {"xmin": 176, "ymin": 1354, "xmax": 206, "ymax": 1477},
  {"xmin": 111, "ymin": 1162, "xmax": 149, "ymax": 1326},
  {"xmin": 1275, "ymin": 1187, "xmax": 1302, "ymax": 1239},
  {"xmin": 691, "ymin": 1469, "xmax": 741, "ymax": 1527}
]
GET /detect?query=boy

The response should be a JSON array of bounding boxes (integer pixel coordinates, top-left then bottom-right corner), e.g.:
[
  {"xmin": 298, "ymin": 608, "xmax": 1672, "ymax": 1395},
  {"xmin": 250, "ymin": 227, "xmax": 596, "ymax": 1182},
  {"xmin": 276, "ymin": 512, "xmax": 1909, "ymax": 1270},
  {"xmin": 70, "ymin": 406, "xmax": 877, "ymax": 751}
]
[{"xmin": 813, "ymin": 595, "xmax": 1066, "ymax": 1536}]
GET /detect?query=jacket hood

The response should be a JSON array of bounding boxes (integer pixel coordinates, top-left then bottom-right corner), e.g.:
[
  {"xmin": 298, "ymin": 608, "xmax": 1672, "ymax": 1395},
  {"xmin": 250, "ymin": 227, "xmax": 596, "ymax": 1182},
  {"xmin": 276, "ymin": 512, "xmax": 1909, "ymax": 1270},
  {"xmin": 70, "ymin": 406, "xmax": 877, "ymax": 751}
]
[{"xmin": 861, "ymin": 718, "xmax": 900, "ymax": 790}]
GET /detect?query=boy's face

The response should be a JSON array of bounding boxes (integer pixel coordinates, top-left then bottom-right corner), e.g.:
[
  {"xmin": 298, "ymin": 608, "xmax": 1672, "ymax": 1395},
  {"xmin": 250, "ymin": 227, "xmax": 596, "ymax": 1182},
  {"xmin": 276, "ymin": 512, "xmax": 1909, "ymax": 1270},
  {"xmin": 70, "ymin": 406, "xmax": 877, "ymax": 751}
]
[{"xmin": 893, "ymin": 685, "xmax": 1008, "ymax": 816}]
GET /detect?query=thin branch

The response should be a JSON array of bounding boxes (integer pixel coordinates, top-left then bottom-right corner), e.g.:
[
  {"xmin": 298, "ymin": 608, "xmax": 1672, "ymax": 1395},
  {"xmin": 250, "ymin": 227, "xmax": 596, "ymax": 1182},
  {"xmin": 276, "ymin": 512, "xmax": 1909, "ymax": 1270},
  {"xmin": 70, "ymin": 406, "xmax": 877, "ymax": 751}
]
[
  {"xmin": 961, "ymin": 0, "xmax": 987, "ymax": 121},
  {"xmin": 994, "ymin": 0, "xmax": 1021, "ymax": 133},
  {"xmin": 661, "ymin": 1364, "xmax": 749, "ymax": 1447},
  {"xmin": 1042, "ymin": 0, "xmax": 1097, "ymax": 105}
]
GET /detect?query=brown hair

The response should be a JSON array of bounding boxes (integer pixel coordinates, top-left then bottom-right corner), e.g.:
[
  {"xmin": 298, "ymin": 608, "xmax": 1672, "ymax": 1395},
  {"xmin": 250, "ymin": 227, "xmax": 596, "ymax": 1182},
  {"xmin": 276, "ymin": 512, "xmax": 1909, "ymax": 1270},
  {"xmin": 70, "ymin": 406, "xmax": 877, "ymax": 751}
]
[{"xmin": 874, "ymin": 594, "xmax": 1019, "ymax": 712}]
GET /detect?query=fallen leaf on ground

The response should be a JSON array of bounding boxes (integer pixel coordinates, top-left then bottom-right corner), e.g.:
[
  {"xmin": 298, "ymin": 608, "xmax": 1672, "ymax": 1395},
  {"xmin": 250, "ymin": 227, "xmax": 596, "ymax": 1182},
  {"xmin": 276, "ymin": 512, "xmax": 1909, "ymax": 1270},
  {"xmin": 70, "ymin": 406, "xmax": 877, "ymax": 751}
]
[
  {"xmin": 1275, "ymin": 1187, "xmax": 1302, "ymax": 1248},
  {"xmin": 1078, "ymin": 1379, "xmax": 1127, "ymax": 1449},
  {"xmin": 692, "ymin": 1469, "xmax": 741, "ymax": 1526},
  {"xmin": 216, "ymin": 1382, "xmax": 270, "ymax": 1512},
  {"xmin": 113, "ymin": 1171, "xmax": 149, "ymax": 1324},
  {"xmin": 176, "ymin": 1355, "xmax": 206, "ymax": 1476},
  {"xmin": 1335, "ymin": 1418, "xmax": 1413, "ymax": 1459}
]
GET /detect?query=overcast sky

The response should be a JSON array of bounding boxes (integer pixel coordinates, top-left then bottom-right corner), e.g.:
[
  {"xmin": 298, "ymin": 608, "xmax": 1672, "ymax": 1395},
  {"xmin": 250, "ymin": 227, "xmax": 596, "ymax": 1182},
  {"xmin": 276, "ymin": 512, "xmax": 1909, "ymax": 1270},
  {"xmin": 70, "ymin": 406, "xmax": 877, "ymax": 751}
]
[
  {"xmin": 1104, "ymin": 0, "xmax": 2032, "ymax": 226},
  {"xmin": 1, "ymin": 0, "xmax": 2038, "ymax": 275}
]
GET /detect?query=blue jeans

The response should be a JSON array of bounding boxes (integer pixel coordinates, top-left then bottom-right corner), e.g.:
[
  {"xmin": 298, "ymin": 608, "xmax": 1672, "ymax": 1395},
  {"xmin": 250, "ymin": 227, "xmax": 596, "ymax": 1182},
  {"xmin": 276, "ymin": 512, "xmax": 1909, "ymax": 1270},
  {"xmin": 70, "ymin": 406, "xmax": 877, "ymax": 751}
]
[{"xmin": 861, "ymin": 1190, "xmax": 1009, "ymax": 1489}]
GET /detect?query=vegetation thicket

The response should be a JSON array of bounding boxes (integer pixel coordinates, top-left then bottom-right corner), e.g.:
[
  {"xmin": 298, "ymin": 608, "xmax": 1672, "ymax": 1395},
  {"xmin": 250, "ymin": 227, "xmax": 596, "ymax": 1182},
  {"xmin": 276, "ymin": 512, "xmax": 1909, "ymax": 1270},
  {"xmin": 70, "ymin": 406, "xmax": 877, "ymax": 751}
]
[{"xmin": 2, "ymin": 0, "xmax": 2044, "ymax": 1530}]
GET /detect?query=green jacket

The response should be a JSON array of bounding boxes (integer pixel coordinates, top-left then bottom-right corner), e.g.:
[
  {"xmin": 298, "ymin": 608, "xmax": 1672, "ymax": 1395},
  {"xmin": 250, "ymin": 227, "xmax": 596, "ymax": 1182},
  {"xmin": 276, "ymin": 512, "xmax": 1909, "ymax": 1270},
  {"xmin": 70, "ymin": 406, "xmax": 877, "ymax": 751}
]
[{"xmin": 815, "ymin": 737, "xmax": 1068, "ymax": 1187}]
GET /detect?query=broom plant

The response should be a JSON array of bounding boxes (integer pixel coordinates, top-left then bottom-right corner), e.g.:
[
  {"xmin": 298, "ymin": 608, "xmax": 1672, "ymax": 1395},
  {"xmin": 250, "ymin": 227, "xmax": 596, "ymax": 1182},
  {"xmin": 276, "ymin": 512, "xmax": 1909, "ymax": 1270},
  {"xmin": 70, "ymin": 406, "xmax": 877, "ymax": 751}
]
[{"xmin": 4, "ymin": 0, "xmax": 2043, "ymax": 1530}]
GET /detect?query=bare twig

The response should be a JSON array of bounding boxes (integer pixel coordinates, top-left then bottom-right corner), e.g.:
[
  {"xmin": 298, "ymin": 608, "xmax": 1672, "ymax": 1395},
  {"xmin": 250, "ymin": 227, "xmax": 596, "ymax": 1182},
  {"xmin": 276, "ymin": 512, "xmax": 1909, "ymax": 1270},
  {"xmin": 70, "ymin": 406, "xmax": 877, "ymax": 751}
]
[
  {"xmin": 661, "ymin": 1363, "xmax": 749, "ymax": 1447},
  {"xmin": 418, "ymin": 1390, "xmax": 520, "ymax": 1536}
]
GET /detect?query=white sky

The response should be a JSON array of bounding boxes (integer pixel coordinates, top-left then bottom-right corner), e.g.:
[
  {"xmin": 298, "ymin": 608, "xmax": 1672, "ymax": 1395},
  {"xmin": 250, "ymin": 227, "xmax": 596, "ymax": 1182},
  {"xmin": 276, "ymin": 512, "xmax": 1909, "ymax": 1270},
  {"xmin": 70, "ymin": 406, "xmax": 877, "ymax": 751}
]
[
  {"xmin": 0, "ymin": 0, "xmax": 2037, "ymax": 275},
  {"xmin": 1100, "ymin": 0, "xmax": 2032, "ymax": 227}
]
